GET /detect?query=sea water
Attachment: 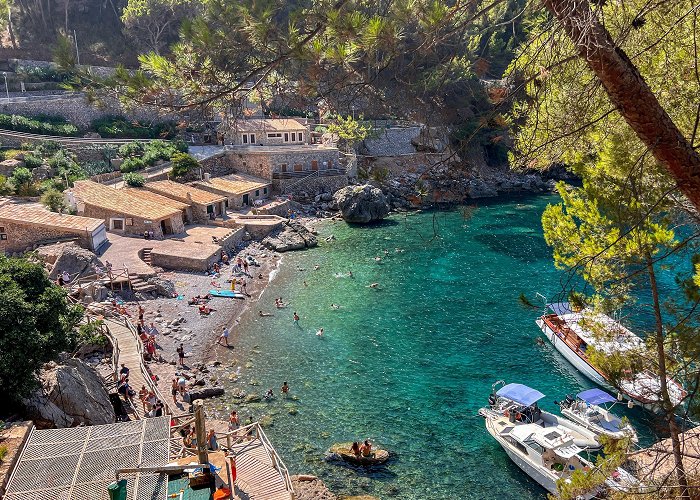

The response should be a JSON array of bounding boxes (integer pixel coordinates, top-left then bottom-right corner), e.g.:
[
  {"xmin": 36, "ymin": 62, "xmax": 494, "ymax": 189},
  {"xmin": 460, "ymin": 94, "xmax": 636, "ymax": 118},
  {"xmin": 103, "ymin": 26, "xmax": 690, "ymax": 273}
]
[{"xmin": 217, "ymin": 195, "xmax": 657, "ymax": 499}]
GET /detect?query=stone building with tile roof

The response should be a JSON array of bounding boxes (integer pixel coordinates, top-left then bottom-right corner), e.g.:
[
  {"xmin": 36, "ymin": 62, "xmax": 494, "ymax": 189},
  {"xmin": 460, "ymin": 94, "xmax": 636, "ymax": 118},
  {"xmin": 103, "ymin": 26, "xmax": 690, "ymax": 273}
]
[
  {"xmin": 224, "ymin": 118, "xmax": 309, "ymax": 146},
  {"xmin": 0, "ymin": 204, "xmax": 107, "ymax": 254},
  {"xmin": 143, "ymin": 180, "xmax": 228, "ymax": 222},
  {"xmin": 193, "ymin": 173, "xmax": 271, "ymax": 208},
  {"xmin": 68, "ymin": 180, "xmax": 185, "ymax": 238}
]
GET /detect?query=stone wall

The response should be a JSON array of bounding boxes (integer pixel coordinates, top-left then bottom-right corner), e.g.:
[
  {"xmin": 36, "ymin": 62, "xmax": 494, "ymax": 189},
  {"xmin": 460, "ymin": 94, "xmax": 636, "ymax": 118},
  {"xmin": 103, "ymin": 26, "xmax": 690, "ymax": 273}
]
[
  {"xmin": 150, "ymin": 243, "xmax": 220, "ymax": 272},
  {"xmin": 361, "ymin": 126, "xmax": 422, "ymax": 156},
  {"xmin": 0, "ymin": 219, "xmax": 90, "ymax": 254},
  {"xmin": 80, "ymin": 203, "xmax": 184, "ymax": 239},
  {"xmin": 274, "ymin": 175, "xmax": 347, "ymax": 197}
]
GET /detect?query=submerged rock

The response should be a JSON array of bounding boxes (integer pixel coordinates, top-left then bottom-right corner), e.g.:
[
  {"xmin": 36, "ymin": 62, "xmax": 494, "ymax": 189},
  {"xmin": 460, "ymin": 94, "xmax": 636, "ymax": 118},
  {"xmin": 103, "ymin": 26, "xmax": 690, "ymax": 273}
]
[{"xmin": 333, "ymin": 185, "xmax": 390, "ymax": 224}]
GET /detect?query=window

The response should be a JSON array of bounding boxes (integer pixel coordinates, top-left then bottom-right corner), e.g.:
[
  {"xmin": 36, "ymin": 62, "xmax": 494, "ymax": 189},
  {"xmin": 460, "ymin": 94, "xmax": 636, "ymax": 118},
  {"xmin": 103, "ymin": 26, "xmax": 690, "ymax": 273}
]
[
  {"xmin": 263, "ymin": 187, "xmax": 268, "ymax": 195},
  {"xmin": 0, "ymin": 234, "xmax": 6, "ymax": 240},
  {"xmin": 294, "ymin": 164, "xmax": 303, "ymax": 172},
  {"xmin": 250, "ymin": 133, "xmax": 256, "ymax": 143},
  {"xmin": 206, "ymin": 205, "xmax": 214, "ymax": 214},
  {"xmin": 242, "ymin": 134, "xmax": 248, "ymax": 144},
  {"xmin": 0, "ymin": 226, "xmax": 5, "ymax": 232},
  {"xmin": 299, "ymin": 133, "xmax": 304, "ymax": 143},
  {"xmin": 311, "ymin": 160, "xmax": 318, "ymax": 171},
  {"xmin": 255, "ymin": 190, "xmax": 260, "ymax": 197},
  {"xmin": 110, "ymin": 218, "xmax": 124, "ymax": 231},
  {"xmin": 281, "ymin": 163, "xmax": 287, "ymax": 172},
  {"xmin": 284, "ymin": 133, "xmax": 289, "ymax": 142},
  {"xmin": 267, "ymin": 133, "xmax": 282, "ymax": 138},
  {"xmin": 291, "ymin": 132, "xmax": 296, "ymax": 141}
]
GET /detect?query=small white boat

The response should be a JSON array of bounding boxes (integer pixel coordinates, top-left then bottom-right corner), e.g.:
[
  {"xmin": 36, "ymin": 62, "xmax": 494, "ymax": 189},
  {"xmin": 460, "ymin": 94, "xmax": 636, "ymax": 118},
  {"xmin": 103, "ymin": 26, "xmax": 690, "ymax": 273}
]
[
  {"xmin": 486, "ymin": 382, "xmax": 601, "ymax": 450},
  {"xmin": 480, "ymin": 410, "xmax": 639, "ymax": 497},
  {"xmin": 536, "ymin": 302, "xmax": 686, "ymax": 411},
  {"xmin": 557, "ymin": 389, "xmax": 638, "ymax": 443}
]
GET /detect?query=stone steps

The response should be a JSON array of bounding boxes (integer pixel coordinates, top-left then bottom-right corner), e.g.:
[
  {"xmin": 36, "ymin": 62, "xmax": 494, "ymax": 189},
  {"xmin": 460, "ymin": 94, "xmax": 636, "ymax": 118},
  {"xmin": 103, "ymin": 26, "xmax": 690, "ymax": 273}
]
[
  {"xmin": 129, "ymin": 274, "xmax": 156, "ymax": 293},
  {"xmin": 141, "ymin": 248, "xmax": 153, "ymax": 265}
]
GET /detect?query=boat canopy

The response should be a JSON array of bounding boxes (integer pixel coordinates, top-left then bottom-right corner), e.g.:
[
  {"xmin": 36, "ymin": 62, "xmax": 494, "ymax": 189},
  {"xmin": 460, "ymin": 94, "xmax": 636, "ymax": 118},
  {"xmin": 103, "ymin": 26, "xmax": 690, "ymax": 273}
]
[
  {"xmin": 577, "ymin": 388, "xmax": 617, "ymax": 406},
  {"xmin": 547, "ymin": 302, "xmax": 574, "ymax": 316},
  {"xmin": 496, "ymin": 383, "xmax": 545, "ymax": 406}
]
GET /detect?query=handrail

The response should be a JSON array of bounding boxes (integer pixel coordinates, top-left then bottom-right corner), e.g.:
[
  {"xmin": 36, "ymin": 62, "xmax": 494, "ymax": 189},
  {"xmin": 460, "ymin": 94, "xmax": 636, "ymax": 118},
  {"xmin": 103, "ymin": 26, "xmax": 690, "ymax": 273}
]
[
  {"xmin": 279, "ymin": 169, "xmax": 320, "ymax": 193},
  {"xmin": 99, "ymin": 318, "xmax": 141, "ymax": 417},
  {"xmin": 222, "ymin": 422, "xmax": 294, "ymax": 494}
]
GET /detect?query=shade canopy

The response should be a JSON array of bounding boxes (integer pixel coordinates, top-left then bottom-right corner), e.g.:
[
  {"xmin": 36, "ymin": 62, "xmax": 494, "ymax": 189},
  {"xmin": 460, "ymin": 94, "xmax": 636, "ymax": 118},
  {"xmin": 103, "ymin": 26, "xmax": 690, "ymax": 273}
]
[
  {"xmin": 577, "ymin": 388, "xmax": 617, "ymax": 406},
  {"xmin": 496, "ymin": 383, "xmax": 545, "ymax": 406},
  {"xmin": 547, "ymin": 302, "xmax": 575, "ymax": 316}
]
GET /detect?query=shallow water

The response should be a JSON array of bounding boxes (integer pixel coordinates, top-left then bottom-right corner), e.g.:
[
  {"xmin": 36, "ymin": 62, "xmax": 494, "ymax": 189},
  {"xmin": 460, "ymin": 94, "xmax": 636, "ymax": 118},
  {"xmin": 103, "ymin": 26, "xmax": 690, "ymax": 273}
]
[{"xmin": 213, "ymin": 195, "xmax": 657, "ymax": 499}]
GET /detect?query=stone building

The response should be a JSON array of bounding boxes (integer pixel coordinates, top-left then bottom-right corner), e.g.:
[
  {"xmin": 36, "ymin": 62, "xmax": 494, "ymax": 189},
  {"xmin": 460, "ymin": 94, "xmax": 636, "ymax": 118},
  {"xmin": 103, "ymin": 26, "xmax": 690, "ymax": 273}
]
[
  {"xmin": 224, "ymin": 118, "xmax": 309, "ymax": 146},
  {"xmin": 124, "ymin": 188, "xmax": 195, "ymax": 224},
  {"xmin": 143, "ymin": 180, "xmax": 228, "ymax": 222},
  {"xmin": 69, "ymin": 180, "xmax": 185, "ymax": 238},
  {"xmin": 193, "ymin": 173, "xmax": 271, "ymax": 208},
  {"xmin": 0, "ymin": 204, "xmax": 107, "ymax": 254}
]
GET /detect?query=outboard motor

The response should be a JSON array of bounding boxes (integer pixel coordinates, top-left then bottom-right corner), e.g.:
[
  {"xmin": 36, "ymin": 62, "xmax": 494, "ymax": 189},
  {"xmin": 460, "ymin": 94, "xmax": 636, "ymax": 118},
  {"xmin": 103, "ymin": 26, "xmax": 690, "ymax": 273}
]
[{"xmin": 488, "ymin": 393, "xmax": 497, "ymax": 408}]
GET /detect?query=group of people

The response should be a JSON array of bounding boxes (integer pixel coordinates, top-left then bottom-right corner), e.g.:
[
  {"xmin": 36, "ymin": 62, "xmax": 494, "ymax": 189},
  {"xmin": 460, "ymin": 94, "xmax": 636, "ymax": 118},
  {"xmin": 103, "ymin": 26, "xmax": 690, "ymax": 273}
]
[
  {"xmin": 143, "ymin": 230, "xmax": 155, "ymax": 240},
  {"xmin": 350, "ymin": 440, "xmax": 374, "ymax": 457},
  {"xmin": 170, "ymin": 376, "xmax": 188, "ymax": 403}
]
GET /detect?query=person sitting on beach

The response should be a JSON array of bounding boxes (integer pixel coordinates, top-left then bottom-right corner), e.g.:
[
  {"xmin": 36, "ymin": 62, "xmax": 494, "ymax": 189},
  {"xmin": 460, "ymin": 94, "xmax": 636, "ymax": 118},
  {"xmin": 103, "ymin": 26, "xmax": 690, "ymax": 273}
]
[
  {"xmin": 222, "ymin": 253, "xmax": 229, "ymax": 264},
  {"xmin": 350, "ymin": 441, "xmax": 361, "ymax": 457},
  {"xmin": 258, "ymin": 273, "xmax": 264, "ymax": 279},
  {"xmin": 360, "ymin": 440, "xmax": 372, "ymax": 457},
  {"xmin": 259, "ymin": 310, "xmax": 273, "ymax": 317},
  {"xmin": 199, "ymin": 304, "xmax": 211, "ymax": 315},
  {"xmin": 213, "ymin": 262, "xmax": 220, "ymax": 274}
]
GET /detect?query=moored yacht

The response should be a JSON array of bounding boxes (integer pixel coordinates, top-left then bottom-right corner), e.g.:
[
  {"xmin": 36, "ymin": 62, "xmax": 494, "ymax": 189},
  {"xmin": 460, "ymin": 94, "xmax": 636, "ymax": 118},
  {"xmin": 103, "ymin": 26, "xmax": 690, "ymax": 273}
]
[
  {"xmin": 557, "ymin": 388, "xmax": 638, "ymax": 443},
  {"xmin": 480, "ymin": 410, "xmax": 639, "ymax": 497},
  {"xmin": 536, "ymin": 302, "xmax": 686, "ymax": 411},
  {"xmin": 483, "ymin": 382, "xmax": 601, "ymax": 450}
]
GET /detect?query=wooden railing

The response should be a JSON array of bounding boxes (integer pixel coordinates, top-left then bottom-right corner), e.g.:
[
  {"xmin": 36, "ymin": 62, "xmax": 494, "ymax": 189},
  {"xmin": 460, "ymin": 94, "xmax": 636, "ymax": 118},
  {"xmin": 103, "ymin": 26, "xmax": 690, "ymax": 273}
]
[
  {"xmin": 97, "ymin": 317, "xmax": 141, "ymax": 417},
  {"xmin": 223, "ymin": 422, "xmax": 294, "ymax": 494}
]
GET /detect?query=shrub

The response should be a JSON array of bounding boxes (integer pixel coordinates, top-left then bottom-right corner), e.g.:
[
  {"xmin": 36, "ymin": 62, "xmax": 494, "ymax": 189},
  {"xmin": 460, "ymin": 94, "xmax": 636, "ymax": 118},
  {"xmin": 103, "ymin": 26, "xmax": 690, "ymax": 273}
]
[
  {"xmin": 40, "ymin": 188, "xmax": 66, "ymax": 212},
  {"xmin": 118, "ymin": 141, "xmax": 145, "ymax": 158},
  {"xmin": 170, "ymin": 153, "xmax": 199, "ymax": 178},
  {"xmin": 142, "ymin": 139, "xmax": 177, "ymax": 166},
  {"xmin": 23, "ymin": 153, "xmax": 43, "ymax": 169},
  {"xmin": 36, "ymin": 141, "xmax": 62, "ymax": 158},
  {"xmin": 48, "ymin": 151, "xmax": 86, "ymax": 186},
  {"xmin": 10, "ymin": 167, "xmax": 33, "ymax": 192},
  {"xmin": 82, "ymin": 161, "xmax": 115, "ymax": 177},
  {"xmin": 0, "ymin": 113, "xmax": 79, "ymax": 136},
  {"xmin": 123, "ymin": 172, "xmax": 146, "ymax": 187},
  {"xmin": 120, "ymin": 157, "xmax": 145, "ymax": 173},
  {"xmin": 92, "ymin": 117, "xmax": 178, "ymax": 139},
  {"xmin": 0, "ymin": 445, "xmax": 7, "ymax": 462},
  {"xmin": 19, "ymin": 142, "xmax": 34, "ymax": 151},
  {"xmin": 0, "ymin": 175, "xmax": 13, "ymax": 195},
  {"xmin": 172, "ymin": 139, "xmax": 189, "ymax": 153},
  {"xmin": 1, "ymin": 149, "xmax": 23, "ymax": 161}
]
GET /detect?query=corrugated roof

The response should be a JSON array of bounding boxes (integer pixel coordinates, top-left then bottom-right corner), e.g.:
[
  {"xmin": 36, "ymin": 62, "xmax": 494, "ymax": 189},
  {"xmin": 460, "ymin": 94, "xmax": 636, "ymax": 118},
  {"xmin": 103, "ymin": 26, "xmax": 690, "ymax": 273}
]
[
  {"xmin": 145, "ymin": 180, "xmax": 227, "ymax": 205},
  {"xmin": 0, "ymin": 204, "xmax": 104, "ymax": 232},
  {"xmin": 124, "ymin": 188, "xmax": 191, "ymax": 210},
  {"xmin": 71, "ymin": 180, "xmax": 182, "ymax": 220},
  {"xmin": 194, "ymin": 173, "xmax": 270, "ymax": 196},
  {"xmin": 234, "ymin": 118, "xmax": 307, "ymax": 133}
]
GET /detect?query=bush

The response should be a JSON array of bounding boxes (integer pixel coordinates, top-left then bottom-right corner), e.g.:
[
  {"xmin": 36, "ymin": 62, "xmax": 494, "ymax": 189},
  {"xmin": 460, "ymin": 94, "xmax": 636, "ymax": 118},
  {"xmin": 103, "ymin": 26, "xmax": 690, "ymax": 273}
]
[
  {"xmin": 170, "ymin": 153, "xmax": 199, "ymax": 178},
  {"xmin": 0, "ymin": 113, "xmax": 79, "ymax": 136},
  {"xmin": 36, "ymin": 141, "xmax": 62, "ymax": 158},
  {"xmin": 0, "ymin": 445, "xmax": 7, "ymax": 463},
  {"xmin": 120, "ymin": 157, "xmax": 145, "ymax": 173},
  {"xmin": 92, "ymin": 116, "xmax": 177, "ymax": 139},
  {"xmin": 123, "ymin": 172, "xmax": 146, "ymax": 187},
  {"xmin": 10, "ymin": 167, "xmax": 33, "ymax": 192},
  {"xmin": 142, "ymin": 139, "xmax": 178, "ymax": 166},
  {"xmin": 1, "ymin": 149, "xmax": 23, "ymax": 161},
  {"xmin": 40, "ymin": 188, "xmax": 66, "ymax": 212},
  {"xmin": 23, "ymin": 153, "xmax": 43, "ymax": 169},
  {"xmin": 118, "ymin": 141, "xmax": 145, "ymax": 158},
  {"xmin": 172, "ymin": 139, "xmax": 189, "ymax": 153},
  {"xmin": 0, "ymin": 175, "xmax": 13, "ymax": 195},
  {"xmin": 48, "ymin": 151, "xmax": 86, "ymax": 186},
  {"xmin": 82, "ymin": 161, "xmax": 115, "ymax": 177}
]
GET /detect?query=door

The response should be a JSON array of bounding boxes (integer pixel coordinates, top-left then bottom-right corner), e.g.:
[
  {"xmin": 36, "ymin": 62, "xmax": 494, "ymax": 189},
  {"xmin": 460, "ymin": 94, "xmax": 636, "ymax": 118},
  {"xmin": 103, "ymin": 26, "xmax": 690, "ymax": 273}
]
[
  {"xmin": 160, "ymin": 220, "xmax": 167, "ymax": 235},
  {"xmin": 243, "ymin": 194, "xmax": 249, "ymax": 205},
  {"xmin": 91, "ymin": 225, "xmax": 108, "ymax": 251}
]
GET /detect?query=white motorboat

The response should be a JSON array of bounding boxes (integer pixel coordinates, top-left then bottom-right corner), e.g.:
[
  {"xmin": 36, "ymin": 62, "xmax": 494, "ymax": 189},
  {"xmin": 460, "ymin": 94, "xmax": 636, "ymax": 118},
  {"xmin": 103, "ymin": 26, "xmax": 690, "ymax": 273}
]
[
  {"xmin": 485, "ymin": 382, "xmax": 601, "ymax": 450},
  {"xmin": 557, "ymin": 388, "xmax": 638, "ymax": 443},
  {"xmin": 480, "ymin": 409, "xmax": 639, "ymax": 497},
  {"xmin": 536, "ymin": 302, "xmax": 686, "ymax": 411}
]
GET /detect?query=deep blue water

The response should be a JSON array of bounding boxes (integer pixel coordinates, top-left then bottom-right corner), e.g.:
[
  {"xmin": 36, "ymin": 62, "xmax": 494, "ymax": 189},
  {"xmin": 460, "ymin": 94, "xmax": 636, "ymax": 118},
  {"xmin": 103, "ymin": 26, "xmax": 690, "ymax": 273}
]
[{"xmin": 210, "ymin": 195, "xmax": 658, "ymax": 499}]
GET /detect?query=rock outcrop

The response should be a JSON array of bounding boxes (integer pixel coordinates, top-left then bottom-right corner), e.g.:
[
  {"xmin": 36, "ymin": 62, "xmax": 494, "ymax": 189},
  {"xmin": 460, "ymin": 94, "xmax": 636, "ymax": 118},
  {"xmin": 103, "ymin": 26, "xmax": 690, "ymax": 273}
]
[
  {"xmin": 147, "ymin": 277, "xmax": 176, "ymax": 297},
  {"xmin": 24, "ymin": 359, "xmax": 115, "ymax": 428},
  {"xmin": 262, "ymin": 221, "xmax": 318, "ymax": 252},
  {"xmin": 185, "ymin": 386, "xmax": 225, "ymax": 402},
  {"xmin": 333, "ymin": 185, "xmax": 390, "ymax": 224},
  {"xmin": 37, "ymin": 242, "xmax": 104, "ymax": 281}
]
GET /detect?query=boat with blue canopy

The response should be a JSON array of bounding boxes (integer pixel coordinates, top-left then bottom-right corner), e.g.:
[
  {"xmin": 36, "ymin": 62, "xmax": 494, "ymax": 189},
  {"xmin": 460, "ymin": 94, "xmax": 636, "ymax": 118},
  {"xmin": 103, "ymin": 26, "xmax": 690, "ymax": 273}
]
[
  {"xmin": 481, "ymin": 381, "xmax": 601, "ymax": 450},
  {"xmin": 557, "ymin": 388, "xmax": 638, "ymax": 443}
]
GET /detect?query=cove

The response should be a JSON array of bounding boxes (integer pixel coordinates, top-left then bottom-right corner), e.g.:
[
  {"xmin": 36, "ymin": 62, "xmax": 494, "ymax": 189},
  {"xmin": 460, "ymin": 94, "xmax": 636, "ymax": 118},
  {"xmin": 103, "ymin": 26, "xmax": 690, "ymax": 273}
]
[{"xmin": 213, "ymin": 194, "xmax": 655, "ymax": 499}]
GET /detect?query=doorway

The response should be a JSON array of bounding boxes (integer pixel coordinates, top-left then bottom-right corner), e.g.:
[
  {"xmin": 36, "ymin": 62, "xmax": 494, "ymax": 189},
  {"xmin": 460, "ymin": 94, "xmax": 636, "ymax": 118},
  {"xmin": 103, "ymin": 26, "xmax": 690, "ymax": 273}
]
[{"xmin": 242, "ymin": 194, "xmax": 250, "ymax": 206}]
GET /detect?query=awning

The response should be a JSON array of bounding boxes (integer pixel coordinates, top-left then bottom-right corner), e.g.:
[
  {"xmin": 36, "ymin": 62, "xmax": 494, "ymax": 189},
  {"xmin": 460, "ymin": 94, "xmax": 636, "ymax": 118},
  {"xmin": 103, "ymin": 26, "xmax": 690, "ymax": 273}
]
[
  {"xmin": 496, "ymin": 383, "xmax": 545, "ymax": 406},
  {"xmin": 577, "ymin": 388, "xmax": 617, "ymax": 405},
  {"xmin": 547, "ymin": 302, "xmax": 574, "ymax": 316}
]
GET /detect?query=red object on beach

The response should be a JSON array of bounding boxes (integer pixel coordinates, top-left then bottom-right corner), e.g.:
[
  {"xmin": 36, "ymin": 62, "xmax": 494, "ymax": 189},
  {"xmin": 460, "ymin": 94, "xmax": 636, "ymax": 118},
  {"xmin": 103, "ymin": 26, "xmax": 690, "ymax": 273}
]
[{"xmin": 230, "ymin": 456, "xmax": 237, "ymax": 483}]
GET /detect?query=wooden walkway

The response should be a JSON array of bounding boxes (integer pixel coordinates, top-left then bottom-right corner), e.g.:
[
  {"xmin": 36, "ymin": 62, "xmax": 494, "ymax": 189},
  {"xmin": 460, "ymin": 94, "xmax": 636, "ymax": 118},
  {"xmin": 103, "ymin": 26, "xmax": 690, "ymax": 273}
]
[
  {"xmin": 229, "ymin": 439, "xmax": 293, "ymax": 500},
  {"xmin": 104, "ymin": 317, "xmax": 151, "ymax": 419}
]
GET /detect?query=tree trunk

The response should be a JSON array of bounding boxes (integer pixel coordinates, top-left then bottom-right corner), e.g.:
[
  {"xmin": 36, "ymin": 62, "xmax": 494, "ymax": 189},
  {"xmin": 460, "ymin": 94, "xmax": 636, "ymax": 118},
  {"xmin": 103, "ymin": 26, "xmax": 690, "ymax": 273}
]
[
  {"xmin": 646, "ymin": 253, "xmax": 689, "ymax": 498},
  {"xmin": 7, "ymin": 8, "xmax": 17, "ymax": 49},
  {"xmin": 541, "ymin": 0, "xmax": 700, "ymax": 211}
]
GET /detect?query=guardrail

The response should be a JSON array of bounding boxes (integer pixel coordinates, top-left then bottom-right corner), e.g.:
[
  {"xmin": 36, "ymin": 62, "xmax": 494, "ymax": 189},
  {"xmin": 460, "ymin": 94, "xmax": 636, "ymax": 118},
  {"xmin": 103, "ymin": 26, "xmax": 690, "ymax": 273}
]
[{"xmin": 0, "ymin": 127, "xmax": 164, "ymax": 146}]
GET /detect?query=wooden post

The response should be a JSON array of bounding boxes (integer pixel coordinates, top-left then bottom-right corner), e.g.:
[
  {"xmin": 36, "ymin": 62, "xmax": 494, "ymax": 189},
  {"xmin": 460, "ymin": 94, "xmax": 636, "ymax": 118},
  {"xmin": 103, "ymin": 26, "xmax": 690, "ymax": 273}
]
[{"xmin": 194, "ymin": 400, "xmax": 209, "ymax": 467}]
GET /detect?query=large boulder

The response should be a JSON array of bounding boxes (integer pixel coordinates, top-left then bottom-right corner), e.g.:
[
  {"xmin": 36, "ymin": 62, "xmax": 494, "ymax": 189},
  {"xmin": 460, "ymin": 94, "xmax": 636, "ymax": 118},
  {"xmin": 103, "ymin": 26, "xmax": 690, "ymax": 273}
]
[
  {"xmin": 333, "ymin": 185, "xmax": 390, "ymax": 224},
  {"xmin": 262, "ymin": 221, "xmax": 318, "ymax": 252},
  {"xmin": 0, "ymin": 158, "xmax": 24, "ymax": 177},
  {"xmin": 147, "ymin": 277, "xmax": 176, "ymax": 297},
  {"xmin": 38, "ymin": 242, "xmax": 103, "ymax": 281},
  {"xmin": 24, "ymin": 359, "xmax": 115, "ymax": 428}
]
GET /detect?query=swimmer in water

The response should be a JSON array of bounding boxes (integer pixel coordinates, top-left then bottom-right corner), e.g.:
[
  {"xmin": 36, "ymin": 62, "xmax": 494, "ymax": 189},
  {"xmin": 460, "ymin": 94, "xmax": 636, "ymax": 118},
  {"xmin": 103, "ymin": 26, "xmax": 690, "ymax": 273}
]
[
  {"xmin": 384, "ymin": 249, "xmax": 389, "ymax": 256},
  {"xmin": 316, "ymin": 328, "xmax": 324, "ymax": 337},
  {"xmin": 374, "ymin": 256, "xmax": 382, "ymax": 263},
  {"xmin": 304, "ymin": 281, "xmax": 308, "ymax": 287},
  {"xmin": 314, "ymin": 265, "xmax": 320, "ymax": 270},
  {"xmin": 259, "ymin": 311, "xmax": 273, "ymax": 317},
  {"xmin": 348, "ymin": 271, "xmax": 353, "ymax": 278},
  {"xmin": 368, "ymin": 283, "xmax": 379, "ymax": 288},
  {"xmin": 330, "ymin": 304, "xmax": 340, "ymax": 309}
]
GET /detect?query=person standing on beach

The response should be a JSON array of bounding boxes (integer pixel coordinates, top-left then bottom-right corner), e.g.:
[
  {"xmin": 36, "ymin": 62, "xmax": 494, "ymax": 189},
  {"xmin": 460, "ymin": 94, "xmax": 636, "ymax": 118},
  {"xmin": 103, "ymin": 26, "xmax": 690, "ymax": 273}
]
[
  {"xmin": 243, "ymin": 260, "xmax": 249, "ymax": 275},
  {"xmin": 177, "ymin": 344, "xmax": 185, "ymax": 366},
  {"xmin": 293, "ymin": 312, "xmax": 299, "ymax": 325},
  {"xmin": 217, "ymin": 326, "xmax": 230, "ymax": 346},
  {"xmin": 171, "ymin": 378, "xmax": 179, "ymax": 403}
]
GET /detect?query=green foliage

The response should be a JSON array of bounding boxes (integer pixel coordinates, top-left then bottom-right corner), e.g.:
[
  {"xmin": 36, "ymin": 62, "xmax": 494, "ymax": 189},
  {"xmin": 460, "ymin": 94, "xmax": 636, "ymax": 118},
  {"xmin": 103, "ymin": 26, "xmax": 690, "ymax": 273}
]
[
  {"xmin": 40, "ymin": 188, "xmax": 66, "ymax": 212},
  {"xmin": 23, "ymin": 153, "xmax": 43, "ymax": 169},
  {"xmin": 36, "ymin": 141, "xmax": 63, "ymax": 158},
  {"xmin": 0, "ymin": 114, "xmax": 79, "ymax": 136},
  {"xmin": 120, "ymin": 157, "xmax": 146, "ymax": 173},
  {"xmin": 170, "ymin": 152, "xmax": 198, "ymax": 178},
  {"xmin": 0, "ymin": 175, "xmax": 13, "ymax": 195},
  {"xmin": 0, "ymin": 149, "xmax": 23, "ymax": 161},
  {"xmin": 123, "ymin": 172, "xmax": 146, "ymax": 186},
  {"xmin": 118, "ymin": 141, "xmax": 146, "ymax": 158},
  {"xmin": 9, "ymin": 167, "xmax": 33, "ymax": 194},
  {"xmin": 53, "ymin": 34, "xmax": 77, "ymax": 71},
  {"xmin": 48, "ymin": 150, "xmax": 86, "ymax": 187},
  {"xmin": 0, "ymin": 444, "xmax": 7, "ymax": 462},
  {"xmin": 326, "ymin": 115, "xmax": 374, "ymax": 151},
  {"xmin": 81, "ymin": 161, "xmax": 115, "ymax": 177},
  {"xmin": 0, "ymin": 256, "xmax": 82, "ymax": 406},
  {"xmin": 93, "ymin": 116, "xmax": 176, "ymax": 139},
  {"xmin": 73, "ymin": 320, "xmax": 108, "ymax": 352},
  {"xmin": 142, "ymin": 139, "xmax": 178, "ymax": 166},
  {"xmin": 121, "ymin": 0, "xmax": 197, "ymax": 54},
  {"xmin": 370, "ymin": 166, "xmax": 389, "ymax": 184}
]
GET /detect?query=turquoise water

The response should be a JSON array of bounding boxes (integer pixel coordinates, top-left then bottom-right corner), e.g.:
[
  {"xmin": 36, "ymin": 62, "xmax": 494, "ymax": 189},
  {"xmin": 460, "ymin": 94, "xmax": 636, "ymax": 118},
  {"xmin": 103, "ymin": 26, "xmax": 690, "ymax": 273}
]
[{"xmin": 214, "ymin": 195, "xmax": 656, "ymax": 499}]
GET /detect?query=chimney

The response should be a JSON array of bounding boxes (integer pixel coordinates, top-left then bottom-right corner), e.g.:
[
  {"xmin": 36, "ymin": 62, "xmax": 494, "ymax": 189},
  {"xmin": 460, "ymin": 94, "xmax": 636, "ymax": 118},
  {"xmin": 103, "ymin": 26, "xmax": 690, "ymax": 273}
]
[{"xmin": 204, "ymin": 172, "xmax": 211, "ymax": 182}]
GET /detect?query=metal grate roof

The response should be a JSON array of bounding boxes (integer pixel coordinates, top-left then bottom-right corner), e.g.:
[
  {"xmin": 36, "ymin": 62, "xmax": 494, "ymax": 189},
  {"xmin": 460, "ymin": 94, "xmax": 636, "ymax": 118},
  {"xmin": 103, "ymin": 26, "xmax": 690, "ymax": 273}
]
[{"xmin": 5, "ymin": 417, "xmax": 171, "ymax": 500}]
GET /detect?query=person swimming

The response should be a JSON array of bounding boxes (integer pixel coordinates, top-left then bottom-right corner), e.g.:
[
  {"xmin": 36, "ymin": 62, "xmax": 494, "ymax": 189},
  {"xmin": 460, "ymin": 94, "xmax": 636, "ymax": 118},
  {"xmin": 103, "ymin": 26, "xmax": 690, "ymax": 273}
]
[
  {"xmin": 259, "ymin": 310, "xmax": 272, "ymax": 317},
  {"xmin": 316, "ymin": 328, "xmax": 324, "ymax": 337},
  {"xmin": 368, "ymin": 283, "xmax": 379, "ymax": 288},
  {"xmin": 264, "ymin": 388, "xmax": 274, "ymax": 399},
  {"xmin": 330, "ymin": 304, "xmax": 340, "ymax": 309}
]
